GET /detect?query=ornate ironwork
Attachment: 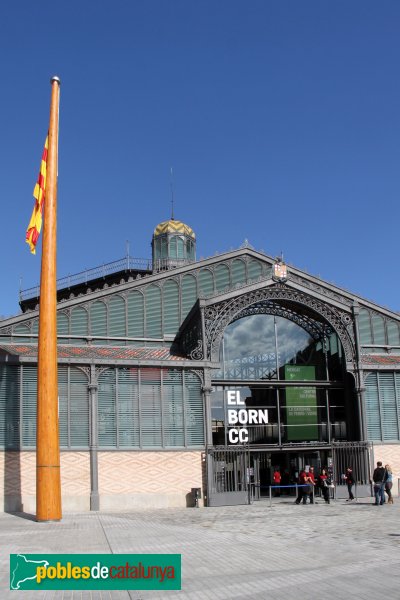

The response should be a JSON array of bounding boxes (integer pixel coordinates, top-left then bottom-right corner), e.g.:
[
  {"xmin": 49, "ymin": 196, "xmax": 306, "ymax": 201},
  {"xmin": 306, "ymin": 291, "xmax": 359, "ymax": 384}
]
[
  {"xmin": 190, "ymin": 340, "xmax": 204, "ymax": 360},
  {"xmin": 203, "ymin": 284, "xmax": 356, "ymax": 364},
  {"xmin": 75, "ymin": 365, "xmax": 90, "ymax": 379},
  {"xmin": 288, "ymin": 272, "xmax": 354, "ymax": 307},
  {"xmin": 95, "ymin": 366, "xmax": 111, "ymax": 381},
  {"xmin": 0, "ymin": 326, "xmax": 13, "ymax": 336},
  {"xmin": 230, "ymin": 300, "xmax": 330, "ymax": 341},
  {"xmin": 190, "ymin": 369, "xmax": 205, "ymax": 386}
]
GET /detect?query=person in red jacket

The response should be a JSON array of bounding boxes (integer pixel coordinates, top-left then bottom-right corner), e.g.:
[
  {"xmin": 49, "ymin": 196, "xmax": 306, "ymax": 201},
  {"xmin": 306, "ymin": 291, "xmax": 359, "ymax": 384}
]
[
  {"xmin": 272, "ymin": 468, "xmax": 281, "ymax": 496},
  {"xmin": 317, "ymin": 468, "xmax": 331, "ymax": 504},
  {"xmin": 344, "ymin": 467, "xmax": 355, "ymax": 501},
  {"xmin": 308, "ymin": 466, "xmax": 316, "ymax": 484},
  {"xmin": 295, "ymin": 470, "xmax": 307, "ymax": 504},
  {"xmin": 304, "ymin": 468, "xmax": 315, "ymax": 504}
]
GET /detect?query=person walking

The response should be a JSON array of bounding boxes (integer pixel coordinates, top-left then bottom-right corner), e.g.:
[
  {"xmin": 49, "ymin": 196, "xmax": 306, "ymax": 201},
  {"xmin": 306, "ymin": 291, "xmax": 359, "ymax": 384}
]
[
  {"xmin": 317, "ymin": 468, "xmax": 331, "ymax": 504},
  {"xmin": 372, "ymin": 461, "xmax": 387, "ymax": 505},
  {"xmin": 344, "ymin": 467, "xmax": 355, "ymax": 501},
  {"xmin": 384, "ymin": 465, "xmax": 394, "ymax": 504}
]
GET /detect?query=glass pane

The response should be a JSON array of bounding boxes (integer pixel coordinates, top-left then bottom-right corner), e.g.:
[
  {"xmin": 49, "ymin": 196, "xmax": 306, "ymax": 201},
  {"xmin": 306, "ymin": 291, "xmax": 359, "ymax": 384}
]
[
  {"xmin": 199, "ymin": 269, "xmax": 214, "ymax": 296},
  {"xmin": 216, "ymin": 314, "xmax": 345, "ymax": 382},
  {"xmin": 387, "ymin": 321, "xmax": 400, "ymax": 346},
  {"xmin": 90, "ymin": 301, "xmax": 107, "ymax": 344},
  {"xmin": 109, "ymin": 295, "xmax": 126, "ymax": 339},
  {"xmin": 247, "ymin": 259, "xmax": 262, "ymax": 282},
  {"xmin": 163, "ymin": 280, "xmax": 180, "ymax": 335},
  {"xmin": 218, "ymin": 315, "xmax": 278, "ymax": 380},
  {"xmin": 71, "ymin": 307, "xmax": 88, "ymax": 342},
  {"xmin": 215, "ymin": 264, "xmax": 230, "ymax": 292},
  {"xmin": 280, "ymin": 387, "xmax": 328, "ymax": 443},
  {"xmin": 145, "ymin": 285, "xmax": 162, "ymax": 338},
  {"xmin": 127, "ymin": 291, "xmax": 144, "ymax": 338},
  {"xmin": 13, "ymin": 323, "xmax": 31, "ymax": 343},
  {"xmin": 359, "ymin": 309, "xmax": 372, "ymax": 344},
  {"xmin": 57, "ymin": 312, "xmax": 69, "ymax": 344},
  {"xmin": 231, "ymin": 259, "xmax": 246, "ymax": 286},
  {"xmin": 181, "ymin": 275, "xmax": 197, "ymax": 321},
  {"xmin": 372, "ymin": 314, "xmax": 385, "ymax": 345}
]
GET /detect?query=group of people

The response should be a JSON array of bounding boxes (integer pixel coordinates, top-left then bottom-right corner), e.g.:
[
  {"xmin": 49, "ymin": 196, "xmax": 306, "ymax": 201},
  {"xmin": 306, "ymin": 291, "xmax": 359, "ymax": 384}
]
[
  {"xmin": 294, "ymin": 466, "xmax": 332, "ymax": 504},
  {"xmin": 372, "ymin": 462, "xmax": 394, "ymax": 505},
  {"xmin": 272, "ymin": 462, "xmax": 394, "ymax": 506}
]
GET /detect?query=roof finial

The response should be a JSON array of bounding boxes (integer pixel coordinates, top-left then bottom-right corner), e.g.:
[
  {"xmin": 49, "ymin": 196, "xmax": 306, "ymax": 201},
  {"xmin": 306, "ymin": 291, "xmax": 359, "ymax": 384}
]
[{"xmin": 170, "ymin": 167, "xmax": 175, "ymax": 220}]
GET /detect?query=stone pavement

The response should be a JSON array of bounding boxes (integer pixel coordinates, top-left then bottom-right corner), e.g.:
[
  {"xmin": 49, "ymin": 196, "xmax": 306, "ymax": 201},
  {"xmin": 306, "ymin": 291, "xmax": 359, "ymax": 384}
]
[{"xmin": 1, "ymin": 497, "xmax": 400, "ymax": 600}]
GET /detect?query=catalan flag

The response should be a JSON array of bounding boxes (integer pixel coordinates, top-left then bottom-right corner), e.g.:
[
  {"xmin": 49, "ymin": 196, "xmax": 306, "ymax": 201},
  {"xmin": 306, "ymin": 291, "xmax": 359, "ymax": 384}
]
[{"xmin": 26, "ymin": 136, "xmax": 48, "ymax": 254}]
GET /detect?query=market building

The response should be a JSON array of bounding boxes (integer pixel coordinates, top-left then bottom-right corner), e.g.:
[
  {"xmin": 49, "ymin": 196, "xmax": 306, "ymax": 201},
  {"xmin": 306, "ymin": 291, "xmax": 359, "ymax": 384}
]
[{"xmin": 0, "ymin": 218, "xmax": 399, "ymax": 510}]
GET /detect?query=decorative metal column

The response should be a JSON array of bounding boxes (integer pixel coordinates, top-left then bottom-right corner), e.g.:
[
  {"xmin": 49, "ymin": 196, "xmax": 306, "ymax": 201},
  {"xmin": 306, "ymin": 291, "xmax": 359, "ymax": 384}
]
[
  {"xmin": 352, "ymin": 302, "xmax": 368, "ymax": 441},
  {"xmin": 203, "ymin": 368, "xmax": 214, "ymax": 506},
  {"xmin": 89, "ymin": 365, "xmax": 99, "ymax": 511},
  {"xmin": 202, "ymin": 387, "xmax": 214, "ymax": 446}
]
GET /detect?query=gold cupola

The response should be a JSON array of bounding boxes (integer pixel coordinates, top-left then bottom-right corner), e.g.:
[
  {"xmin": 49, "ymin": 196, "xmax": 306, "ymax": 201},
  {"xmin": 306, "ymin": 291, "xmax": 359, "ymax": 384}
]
[{"xmin": 152, "ymin": 218, "xmax": 196, "ymax": 271}]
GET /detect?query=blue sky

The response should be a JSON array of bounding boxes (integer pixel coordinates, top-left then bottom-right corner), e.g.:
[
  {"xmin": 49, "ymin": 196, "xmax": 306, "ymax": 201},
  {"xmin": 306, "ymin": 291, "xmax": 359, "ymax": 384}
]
[{"xmin": 1, "ymin": 1, "xmax": 399, "ymax": 317}]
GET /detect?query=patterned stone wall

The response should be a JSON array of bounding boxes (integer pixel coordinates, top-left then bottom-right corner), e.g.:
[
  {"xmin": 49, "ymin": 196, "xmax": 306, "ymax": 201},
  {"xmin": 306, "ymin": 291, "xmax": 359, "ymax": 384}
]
[
  {"xmin": 0, "ymin": 452, "xmax": 90, "ymax": 512},
  {"xmin": 372, "ymin": 444, "xmax": 400, "ymax": 482},
  {"xmin": 98, "ymin": 451, "xmax": 205, "ymax": 509},
  {"xmin": 0, "ymin": 450, "xmax": 205, "ymax": 512}
]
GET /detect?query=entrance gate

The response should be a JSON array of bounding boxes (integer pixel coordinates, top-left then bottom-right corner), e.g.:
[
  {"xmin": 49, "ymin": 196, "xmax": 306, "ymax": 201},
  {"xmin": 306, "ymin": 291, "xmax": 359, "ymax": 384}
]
[
  {"xmin": 207, "ymin": 446, "xmax": 251, "ymax": 506},
  {"xmin": 331, "ymin": 441, "xmax": 373, "ymax": 498},
  {"xmin": 207, "ymin": 442, "xmax": 374, "ymax": 506}
]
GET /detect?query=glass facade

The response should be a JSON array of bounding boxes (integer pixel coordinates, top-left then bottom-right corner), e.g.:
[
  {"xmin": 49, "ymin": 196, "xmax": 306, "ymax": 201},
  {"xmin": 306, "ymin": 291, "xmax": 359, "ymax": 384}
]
[
  {"xmin": 212, "ymin": 314, "xmax": 347, "ymax": 447},
  {"xmin": 215, "ymin": 315, "xmax": 345, "ymax": 381},
  {"xmin": 211, "ymin": 385, "xmax": 347, "ymax": 446}
]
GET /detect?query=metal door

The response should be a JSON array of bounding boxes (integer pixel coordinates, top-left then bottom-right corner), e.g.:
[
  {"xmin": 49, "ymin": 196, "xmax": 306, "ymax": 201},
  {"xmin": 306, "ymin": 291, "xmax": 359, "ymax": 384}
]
[
  {"xmin": 332, "ymin": 441, "xmax": 373, "ymax": 498},
  {"xmin": 207, "ymin": 446, "xmax": 250, "ymax": 506}
]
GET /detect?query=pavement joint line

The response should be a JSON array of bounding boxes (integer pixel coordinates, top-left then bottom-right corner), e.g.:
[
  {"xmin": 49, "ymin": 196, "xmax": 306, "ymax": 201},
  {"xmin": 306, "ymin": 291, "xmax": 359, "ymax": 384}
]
[
  {"xmin": 1, "ymin": 500, "xmax": 400, "ymax": 599},
  {"xmin": 96, "ymin": 513, "xmax": 114, "ymax": 554}
]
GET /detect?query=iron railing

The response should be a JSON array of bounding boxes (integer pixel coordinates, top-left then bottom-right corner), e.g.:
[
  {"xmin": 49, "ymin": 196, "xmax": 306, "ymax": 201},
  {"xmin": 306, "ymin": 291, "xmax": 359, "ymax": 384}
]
[{"xmin": 19, "ymin": 256, "xmax": 152, "ymax": 301}]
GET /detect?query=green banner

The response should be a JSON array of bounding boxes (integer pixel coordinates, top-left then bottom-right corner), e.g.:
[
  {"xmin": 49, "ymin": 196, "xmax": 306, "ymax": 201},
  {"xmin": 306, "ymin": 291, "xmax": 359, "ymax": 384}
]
[
  {"xmin": 285, "ymin": 365, "xmax": 318, "ymax": 441},
  {"xmin": 10, "ymin": 554, "xmax": 181, "ymax": 591}
]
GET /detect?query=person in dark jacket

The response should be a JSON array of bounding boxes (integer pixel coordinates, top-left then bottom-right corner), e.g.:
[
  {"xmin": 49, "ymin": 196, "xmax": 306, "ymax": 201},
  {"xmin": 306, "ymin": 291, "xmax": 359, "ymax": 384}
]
[
  {"xmin": 372, "ymin": 461, "xmax": 387, "ymax": 505},
  {"xmin": 344, "ymin": 467, "xmax": 355, "ymax": 501},
  {"xmin": 317, "ymin": 468, "xmax": 331, "ymax": 504}
]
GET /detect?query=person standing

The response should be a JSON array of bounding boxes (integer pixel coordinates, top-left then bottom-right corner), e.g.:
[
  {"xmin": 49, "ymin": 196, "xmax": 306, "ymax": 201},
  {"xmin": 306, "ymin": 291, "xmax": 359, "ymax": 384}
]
[
  {"xmin": 295, "ymin": 469, "xmax": 307, "ymax": 504},
  {"xmin": 384, "ymin": 465, "xmax": 394, "ymax": 504},
  {"xmin": 272, "ymin": 468, "xmax": 281, "ymax": 496},
  {"xmin": 308, "ymin": 467, "xmax": 315, "ymax": 484},
  {"xmin": 372, "ymin": 461, "xmax": 387, "ymax": 505},
  {"xmin": 344, "ymin": 467, "xmax": 355, "ymax": 501},
  {"xmin": 306, "ymin": 468, "xmax": 315, "ymax": 504}
]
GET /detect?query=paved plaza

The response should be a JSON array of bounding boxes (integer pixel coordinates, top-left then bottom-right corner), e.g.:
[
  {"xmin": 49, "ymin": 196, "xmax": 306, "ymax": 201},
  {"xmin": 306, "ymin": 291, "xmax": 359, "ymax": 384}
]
[{"xmin": 1, "ymin": 497, "xmax": 400, "ymax": 599}]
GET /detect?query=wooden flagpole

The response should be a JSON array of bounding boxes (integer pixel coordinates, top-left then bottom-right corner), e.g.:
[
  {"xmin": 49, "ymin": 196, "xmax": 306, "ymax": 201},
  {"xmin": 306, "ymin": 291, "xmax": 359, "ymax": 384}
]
[{"xmin": 36, "ymin": 76, "xmax": 62, "ymax": 521}]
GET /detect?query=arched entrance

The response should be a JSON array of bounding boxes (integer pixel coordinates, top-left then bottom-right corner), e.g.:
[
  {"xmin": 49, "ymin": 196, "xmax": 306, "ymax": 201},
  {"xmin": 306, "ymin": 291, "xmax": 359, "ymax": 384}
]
[{"xmin": 206, "ymin": 300, "xmax": 370, "ymax": 505}]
